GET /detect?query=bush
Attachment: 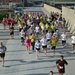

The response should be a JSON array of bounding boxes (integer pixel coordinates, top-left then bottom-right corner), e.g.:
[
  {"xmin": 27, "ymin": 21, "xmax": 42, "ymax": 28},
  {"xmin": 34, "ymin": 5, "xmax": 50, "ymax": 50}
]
[{"xmin": 0, "ymin": 11, "xmax": 9, "ymax": 23}]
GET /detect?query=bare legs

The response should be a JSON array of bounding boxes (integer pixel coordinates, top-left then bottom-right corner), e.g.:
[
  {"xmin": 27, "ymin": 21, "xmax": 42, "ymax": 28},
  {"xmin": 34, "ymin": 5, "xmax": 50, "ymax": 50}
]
[
  {"xmin": 58, "ymin": 73, "xmax": 63, "ymax": 75},
  {"xmin": 42, "ymin": 48, "xmax": 47, "ymax": 56},
  {"xmin": 26, "ymin": 46, "xmax": 30, "ymax": 54},
  {"xmin": 1, "ymin": 57, "xmax": 4, "ymax": 66},
  {"xmin": 36, "ymin": 50, "xmax": 39, "ymax": 59}
]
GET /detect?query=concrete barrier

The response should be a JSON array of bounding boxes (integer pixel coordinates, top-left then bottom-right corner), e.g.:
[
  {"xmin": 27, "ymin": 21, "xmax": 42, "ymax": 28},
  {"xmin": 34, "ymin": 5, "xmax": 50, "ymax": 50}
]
[
  {"xmin": 62, "ymin": 6, "xmax": 75, "ymax": 33},
  {"xmin": 44, "ymin": 4, "xmax": 75, "ymax": 33},
  {"xmin": 44, "ymin": 4, "xmax": 61, "ymax": 14}
]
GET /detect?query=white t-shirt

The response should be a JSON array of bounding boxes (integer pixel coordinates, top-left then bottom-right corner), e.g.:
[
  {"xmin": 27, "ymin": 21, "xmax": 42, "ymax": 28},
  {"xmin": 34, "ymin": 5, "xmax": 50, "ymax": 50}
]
[
  {"xmin": 41, "ymin": 25, "xmax": 45, "ymax": 30},
  {"xmin": 71, "ymin": 36, "xmax": 75, "ymax": 44},
  {"xmin": 27, "ymin": 21, "xmax": 31, "ymax": 26},
  {"xmin": 35, "ymin": 42, "xmax": 40, "ymax": 48},
  {"xmin": 46, "ymin": 32, "xmax": 52, "ymax": 39},
  {"xmin": 35, "ymin": 26, "xmax": 40, "ymax": 32},
  {"xmin": 54, "ymin": 21, "xmax": 59, "ymax": 29},
  {"xmin": 47, "ymin": 18, "xmax": 50, "ymax": 22},
  {"xmin": 40, "ymin": 38, "xmax": 47, "ymax": 46},
  {"xmin": 61, "ymin": 34, "xmax": 67, "ymax": 40},
  {"xmin": 20, "ymin": 30, "xmax": 24, "ymax": 37}
]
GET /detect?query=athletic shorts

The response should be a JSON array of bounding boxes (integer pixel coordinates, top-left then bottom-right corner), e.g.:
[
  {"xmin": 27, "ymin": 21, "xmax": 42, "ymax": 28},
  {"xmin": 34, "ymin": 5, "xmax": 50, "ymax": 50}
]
[
  {"xmin": 58, "ymin": 68, "xmax": 65, "ymax": 74},
  {"xmin": 19, "ymin": 28, "xmax": 22, "ymax": 32},
  {"xmin": 0, "ymin": 53, "xmax": 5, "ymax": 58},
  {"xmin": 62, "ymin": 40, "xmax": 66, "ymax": 44},
  {"xmin": 42, "ymin": 45, "xmax": 47, "ymax": 48},
  {"xmin": 72, "ymin": 43, "xmax": 75, "ymax": 46},
  {"xmin": 10, "ymin": 31, "xmax": 14, "ymax": 35},
  {"xmin": 36, "ymin": 48, "xmax": 40, "ymax": 51},
  {"xmin": 26, "ymin": 43, "xmax": 30, "ymax": 47},
  {"xmin": 47, "ymin": 39, "xmax": 51, "ymax": 42},
  {"xmin": 21, "ymin": 37, "xmax": 24, "ymax": 42},
  {"xmin": 51, "ymin": 46, "xmax": 56, "ymax": 49},
  {"xmin": 36, "ymin": 32, "xmax": 39, "ymax": 35}
]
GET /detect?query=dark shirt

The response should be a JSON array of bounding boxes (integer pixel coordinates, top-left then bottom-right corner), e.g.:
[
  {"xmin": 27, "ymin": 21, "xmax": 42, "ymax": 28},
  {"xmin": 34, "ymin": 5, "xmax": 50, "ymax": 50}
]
[{"xmin": 56, "ymin": 59, "xmax": 68, "ymax": 69}]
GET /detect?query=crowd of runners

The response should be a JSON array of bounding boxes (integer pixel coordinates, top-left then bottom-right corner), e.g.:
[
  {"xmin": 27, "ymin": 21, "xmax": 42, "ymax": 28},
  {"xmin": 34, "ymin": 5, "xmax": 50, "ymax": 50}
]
[
  {"xmin": 2, "ymin": 10, "xmax": 75, "ymax": 75},
  {"xmin": 16, "ymin": 12, "xmax": 63, "ymax": 57}
]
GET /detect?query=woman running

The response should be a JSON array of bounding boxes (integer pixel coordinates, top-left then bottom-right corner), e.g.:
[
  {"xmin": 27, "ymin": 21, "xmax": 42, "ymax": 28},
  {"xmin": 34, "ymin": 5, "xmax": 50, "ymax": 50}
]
[
  {"xmin": 40, "ymin": 35, "xmax": 47, "ymax": 56},
  {"xmin": 35, "ymin": 39, "xmax": 41, "ymax": 59},
  {"xmin": 2, "ymin": 18, "xmax": 6, "ymax": 30},
  {"xmin": 9, "ymin": 24, "xmax": 14, "ymax": 39},
  {"xmin": 51, "ymin": 33, "xmax": 57, "ymax": 55},
  {"xmin": 30, "ymin": 33, "xmax": 35, "ymax": 51},
  {"xmin": 24, "ymin": 36, "xmax": 31, "ymax": 54},
  {"xmin": 0, "ymin": 42, "xmax": 7, "ymax": 67},
  {"xmin": 20, "ymin": 29, "xmax": 25, "ymax": 45}
]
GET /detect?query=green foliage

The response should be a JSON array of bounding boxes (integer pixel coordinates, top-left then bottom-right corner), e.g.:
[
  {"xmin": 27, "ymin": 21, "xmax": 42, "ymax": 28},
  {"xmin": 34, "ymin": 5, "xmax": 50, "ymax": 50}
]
[{"xmin": 0, "ymin": 11, "xmax": 9, "ymax": 22}]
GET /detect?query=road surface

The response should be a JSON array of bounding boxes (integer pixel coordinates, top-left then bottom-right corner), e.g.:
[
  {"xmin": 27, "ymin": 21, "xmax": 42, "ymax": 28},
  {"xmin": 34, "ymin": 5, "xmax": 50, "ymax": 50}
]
[{"xmin": 0, "ymin": 7, "xmax": 75, "ymax": 75}]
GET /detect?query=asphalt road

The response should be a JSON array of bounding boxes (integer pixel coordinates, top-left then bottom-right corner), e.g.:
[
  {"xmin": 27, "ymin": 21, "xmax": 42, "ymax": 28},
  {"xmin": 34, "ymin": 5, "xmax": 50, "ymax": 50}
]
[{"xmin": 0, "ymin": 7, "xmax": 75, "ymax": 75}]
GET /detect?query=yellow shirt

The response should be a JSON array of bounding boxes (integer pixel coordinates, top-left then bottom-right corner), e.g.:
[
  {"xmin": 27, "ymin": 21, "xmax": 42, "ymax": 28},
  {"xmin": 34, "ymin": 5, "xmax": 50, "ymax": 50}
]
[
  {"xmin": 30, "ymin": 35, "xmax": 35, "ymax": 42},
  {"xmin": 51, "ymin": 25, "xmax": 56, "ymax": 30},
  {"xmin": 18, "ymin": 24, "xmax": 22, "ymax": 28},
  {"xmin": 45, "ymin": 23, "xmax": 50, "ymax": 30},
  {"xmin": 27, "ymin": 19, "xmax": 30, "ymax": 23},
  {"xmin": 51, "ymin": 36, "xmax": 57, "ymax": 46},
  {"xmin": 39, "ymin": 22, "xmax": 43, "ymax": 27},
  {"xmin": 40, "ymin": 16, "xmax": 43, "ymax": 20}
]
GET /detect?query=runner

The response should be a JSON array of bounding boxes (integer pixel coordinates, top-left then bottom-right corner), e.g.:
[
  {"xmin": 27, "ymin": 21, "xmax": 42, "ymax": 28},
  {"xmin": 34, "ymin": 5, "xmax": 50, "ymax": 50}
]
[
  {"xmin": 51, "ymin": 23, "xmax": 56, "ymax": 34},
  {"xmin": 20, "ymin": 29, "xmax": 25, "ymax": 45},
  {"xmin": 18, "ymin": 23, "xmax": 23, "ymax": 35},
  {"xmin": 0, "ymin": 42, "xmax": 7, "ymax": 67},
  {"xmin": 30, "ymin": 33, "xmax": 35, "ymax": 51},
  {"xmin": 40, "ymin": 35, "xmax": 47, "ymax": 56},
  {"xmin": 9, "ymin": 24, "xmax": 14, "ymax": 39},
  {"xmin": 46, "ymin": 30, "xmax": 52, "ymax": 43},
  {"xmin": 56, "ymin": 55, "xmax": 68, "ymax": 75},
  {"xmin": 39, "ymin": 21, "xmax": 45, "ymax": 35},
  {"xmin": 45, "ymin": 22, "xmax": 50, "ymax": 33},
  {"xmin": 61, "ymin": 32, "xmax": 67, "ymax": 47},
  {"xmin": 55, "ymin": 30, "xmax": 60, "ymax": 42},
  {"xmin": 22, "ymin": 18, "xmax": 25, "ymax": 26},
  {"xmin": 35, "ymin": 25, "xmax": 40, "ymax": 38},
  {"xmin": 11, "ymin": 18, "xmax": 15, "ymax": 26},
  {"xmin": 6, "ymin": 16, "xmax": 11, "ymax": 29},
  {"xmin": 35, "ymin": 39, "xmax": 41, "ymax": 59},
  {"xmin": 24, "ymin": 36, "xmax": 31, "ymax": 54},
  {"xmin": 51, "ymin": 33, "xmax": 57, "ymax": 55},
  {"xmin": 2, "ymin": 18, "xmax": 6, "ymax": 30}
]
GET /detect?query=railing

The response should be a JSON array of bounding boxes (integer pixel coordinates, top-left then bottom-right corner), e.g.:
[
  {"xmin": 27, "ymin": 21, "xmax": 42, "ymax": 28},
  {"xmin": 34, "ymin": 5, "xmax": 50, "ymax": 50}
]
[{"xmin": 44, "ymin": 0, "xmax": 75, "ymax": 6}]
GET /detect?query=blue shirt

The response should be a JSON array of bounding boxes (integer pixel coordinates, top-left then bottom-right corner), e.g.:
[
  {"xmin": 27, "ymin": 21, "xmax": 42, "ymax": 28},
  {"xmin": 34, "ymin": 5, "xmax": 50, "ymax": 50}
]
[{"xmin": 0, "ymin": 45, "xmax": 7, "ymax": 53}]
